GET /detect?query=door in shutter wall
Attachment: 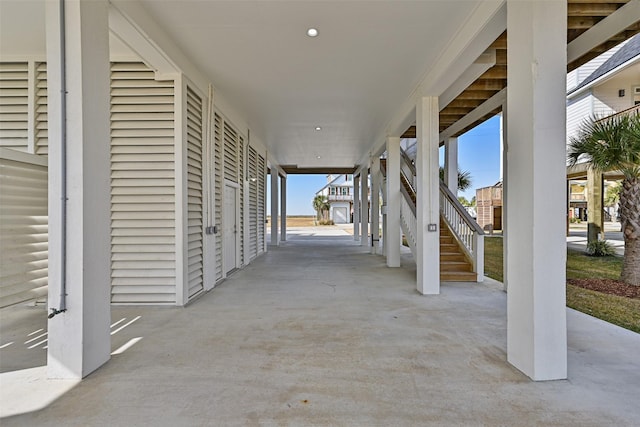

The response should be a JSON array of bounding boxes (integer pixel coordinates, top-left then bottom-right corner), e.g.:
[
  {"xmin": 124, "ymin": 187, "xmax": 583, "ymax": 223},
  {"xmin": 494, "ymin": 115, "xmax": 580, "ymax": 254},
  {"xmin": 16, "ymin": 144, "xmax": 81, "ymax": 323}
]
[
  {"xmin": 186, "ymin": 86, "xmax": 204, "ymax": 300},
  {"xmin": 110, "ymin": 62, "xmax": 177, "ymax": 304}
]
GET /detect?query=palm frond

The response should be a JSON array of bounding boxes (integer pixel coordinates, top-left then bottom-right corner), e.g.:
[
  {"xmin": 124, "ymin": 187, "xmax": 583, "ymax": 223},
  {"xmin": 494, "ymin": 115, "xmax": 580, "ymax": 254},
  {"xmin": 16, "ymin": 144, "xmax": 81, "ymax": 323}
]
[{"xmin": 568, "ymin": 113, "xmax": 640, "ymax": 178}]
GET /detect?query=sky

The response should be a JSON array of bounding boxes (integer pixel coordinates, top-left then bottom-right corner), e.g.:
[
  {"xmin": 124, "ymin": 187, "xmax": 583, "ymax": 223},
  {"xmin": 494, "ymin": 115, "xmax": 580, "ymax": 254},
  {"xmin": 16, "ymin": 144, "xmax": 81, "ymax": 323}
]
[{"xmin": 270, "ymin": 114, "xmax": 502, "ymax": 215}]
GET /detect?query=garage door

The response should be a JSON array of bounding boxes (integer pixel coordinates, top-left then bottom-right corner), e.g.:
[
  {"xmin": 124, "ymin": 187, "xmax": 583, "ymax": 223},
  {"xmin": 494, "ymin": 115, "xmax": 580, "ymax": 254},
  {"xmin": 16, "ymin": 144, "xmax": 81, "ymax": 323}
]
[{"xmin": 333, "ymin": 207, "xmax": 348, "ymax": 224}]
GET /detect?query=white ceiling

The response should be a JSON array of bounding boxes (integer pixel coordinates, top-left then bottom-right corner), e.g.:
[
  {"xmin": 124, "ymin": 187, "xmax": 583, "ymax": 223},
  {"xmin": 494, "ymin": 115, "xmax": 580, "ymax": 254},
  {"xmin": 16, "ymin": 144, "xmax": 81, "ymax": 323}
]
[{"xmin": 1, "ymin": 0, "xmax": 488, "ymax": 170}]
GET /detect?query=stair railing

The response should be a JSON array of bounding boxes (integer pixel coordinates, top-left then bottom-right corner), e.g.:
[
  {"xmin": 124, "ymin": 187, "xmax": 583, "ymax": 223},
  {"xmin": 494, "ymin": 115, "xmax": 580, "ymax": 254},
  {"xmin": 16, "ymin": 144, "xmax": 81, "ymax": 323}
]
[
  {"xmin": 439, "ymin": 182, "xmax": 484, "ymax": 281},
  {"xmin": 400, "ymin": 193, "xmax": 417, "ymax": 254}
]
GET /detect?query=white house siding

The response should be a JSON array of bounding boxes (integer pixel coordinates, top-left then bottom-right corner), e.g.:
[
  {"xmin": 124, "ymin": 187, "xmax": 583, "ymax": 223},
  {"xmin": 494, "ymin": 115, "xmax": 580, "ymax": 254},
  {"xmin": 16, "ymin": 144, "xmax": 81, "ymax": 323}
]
[
  {"xmin": 0, "ymin": 149, "xmax": 48, "ymax": 308},
  {"xmin": 109, "ymin": 62, "xmax": 177, "ymax": 304},
  {"xmin": 566, "ymin": 91, "xmax": 593, "ymax": 141},
  {"xmin": 591, "ymin": 66, "xmax": 640, "ymax": 116}
]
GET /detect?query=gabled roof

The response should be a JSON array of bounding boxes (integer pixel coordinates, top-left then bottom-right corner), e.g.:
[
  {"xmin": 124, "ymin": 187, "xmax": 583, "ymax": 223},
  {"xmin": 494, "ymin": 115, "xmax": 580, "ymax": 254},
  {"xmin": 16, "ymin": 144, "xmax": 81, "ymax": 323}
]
[{"xmin": 569, "ymin": 34, "xmax": 640, "ymax": 96}]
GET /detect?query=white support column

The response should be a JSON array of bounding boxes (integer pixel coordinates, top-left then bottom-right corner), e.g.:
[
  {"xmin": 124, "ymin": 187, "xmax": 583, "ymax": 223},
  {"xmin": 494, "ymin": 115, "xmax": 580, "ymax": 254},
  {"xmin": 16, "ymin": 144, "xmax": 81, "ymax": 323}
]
[
  {"xmin": 371, "ymin": 157, "xmax": 381, "ymax": 254},
  {"xmin": 444, "ymin": 137, "xmax": 458, "ymax": 194},
  {"xmin": 353, "ymin": 174, "xmax": 360, "ymax": 240},
  {"xmin": 501, "ymin": 105, "xmax": 508, "ymax": 292},
  {"xmin": 386, "ymin": 137, "xmax": 401, "ymax": 267},
  {"xmin": 360, "ymin": 168, "xmax": 368, "ymax": 246},
  {"xmin": 270, "ymin": 169, "xmax": 279, "ymax": 246},
  {"xmin": 506, "ymin": 0, "xmax": 567, "ymax": 381},
  {"xmin": 416, "ymin": 97, "xmax": 440, "ymax": 295},
  {"xmin": 46, "ymin": 0, "xmax": 111, "ymax": 379},
  {"xmin": 280, "ymin": 175, "xmax": 286, "ymax": 242}
]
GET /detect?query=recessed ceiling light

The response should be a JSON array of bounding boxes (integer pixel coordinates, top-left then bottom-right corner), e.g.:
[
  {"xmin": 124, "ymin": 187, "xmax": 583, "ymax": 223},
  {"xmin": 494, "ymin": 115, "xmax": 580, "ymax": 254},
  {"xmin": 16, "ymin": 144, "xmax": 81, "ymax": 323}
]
[
  {"xmin": 315, "ymin": 126, "xmax": 322, "ymax": 131},
  {"xmin": 307, "ymin": 28, "xmax": 319, "ymax": 37},
  {"xmin": 316, "ymin": 156, "xmax": 321, "ymax": 159}
]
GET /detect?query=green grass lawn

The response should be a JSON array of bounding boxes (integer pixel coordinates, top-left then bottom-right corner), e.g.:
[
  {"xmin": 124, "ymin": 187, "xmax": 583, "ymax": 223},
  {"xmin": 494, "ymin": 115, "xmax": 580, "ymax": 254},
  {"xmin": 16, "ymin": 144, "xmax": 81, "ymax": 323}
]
[{"xmin": 484, "ymin": 237, "xmax": 640, "ymax": 333}]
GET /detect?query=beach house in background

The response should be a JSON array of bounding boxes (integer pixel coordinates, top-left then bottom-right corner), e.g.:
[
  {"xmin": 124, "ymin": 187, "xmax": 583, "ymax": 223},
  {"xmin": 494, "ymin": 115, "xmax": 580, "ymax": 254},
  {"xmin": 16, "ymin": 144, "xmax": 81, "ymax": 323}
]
[
  {"xmin": 566, "ymin": 33, "xmax": 640, "ymax": 239},
  {"xmin": 314, "ymin": 174, "xmax": 370, "ymax": 224}
]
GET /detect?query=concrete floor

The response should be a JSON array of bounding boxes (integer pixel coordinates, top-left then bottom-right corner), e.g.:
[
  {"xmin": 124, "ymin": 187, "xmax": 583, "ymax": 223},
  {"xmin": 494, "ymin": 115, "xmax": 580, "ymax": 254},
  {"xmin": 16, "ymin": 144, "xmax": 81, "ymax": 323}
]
[{"xmin": 1, "ymin": 226, "xmax": 639, "ymax": 426}]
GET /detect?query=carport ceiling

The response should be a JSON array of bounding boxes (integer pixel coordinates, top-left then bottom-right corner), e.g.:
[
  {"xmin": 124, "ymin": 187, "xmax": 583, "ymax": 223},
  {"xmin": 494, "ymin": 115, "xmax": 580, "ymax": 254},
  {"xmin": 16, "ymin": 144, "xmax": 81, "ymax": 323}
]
[{"xmin": 403, "ymin": 0, "xmax": 640, "ymax": 141}]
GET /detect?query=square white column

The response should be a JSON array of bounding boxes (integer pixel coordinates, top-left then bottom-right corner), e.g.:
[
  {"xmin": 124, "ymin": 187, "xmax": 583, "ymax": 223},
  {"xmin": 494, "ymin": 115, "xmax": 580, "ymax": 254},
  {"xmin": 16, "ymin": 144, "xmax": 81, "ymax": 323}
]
[
  {"xmin": 386, "ymin": 137, "xmax": 401, "ymax": 267},
  {"xmin": 280, "ymin": 176, "xmax": 286, "ymax": 242},
  {"xmin": 371, "ymin": 157, "xmax": 381, "ymax": 254},
  {"xmin": 46, "ymin": 0, "xmax": 111, "ymax": 379},
  {"xmin": 506, "ymin": 0, "xmax": 567, "ymax": 381},
  {"xmin": 416, "ymin": 97, "xmax": 440, "ymax": 295},
  {"xmin": 270, "ymin": 169, "xmax": 279, "ymax": 246},
  {"xmin": 444, "ymin": 137, "xmax": 458, "ymax": 194},
  {"xmin": 353, "ymin": 174, "xmax": 360, "ymax": 240},
  {"xmin": 360, "ymin": 168, "xmax": 368, "ymax": 246}
]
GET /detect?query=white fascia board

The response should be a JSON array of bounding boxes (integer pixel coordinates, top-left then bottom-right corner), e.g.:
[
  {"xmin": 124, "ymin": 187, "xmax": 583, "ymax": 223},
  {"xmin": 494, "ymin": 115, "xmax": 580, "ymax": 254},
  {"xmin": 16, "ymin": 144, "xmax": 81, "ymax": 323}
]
[
  {"xmin": 567, "ymin": 0, "xmax": 640, "ymax": 65},
  {"xmin": 438, "ymin": 49, "xmax": 496, "ymax": 110},
  {"xmin": 109, "ymin": 1, "xmax": 207, "ymax": 91},
  {"xmin": 568, "ymin": 55, "xmax": 640, "ymax": 99},
  {"xmin": 379, "ymin": 1, "xmax": 505, "ymax": 152},
  {"xmin": 419, "ymin": 1, "xmax": 505, "ymax": 97},
  {"xmin": 439, "ymin": 88, "xmax": 506, "ymax": 142}
]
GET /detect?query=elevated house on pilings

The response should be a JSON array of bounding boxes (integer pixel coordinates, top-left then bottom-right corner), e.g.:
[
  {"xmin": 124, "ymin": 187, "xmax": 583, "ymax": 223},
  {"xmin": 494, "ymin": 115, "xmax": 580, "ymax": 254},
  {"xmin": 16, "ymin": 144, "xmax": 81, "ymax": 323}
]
[
  {"xmin": 1, "ymin": 0, "xmax": 639, "ymax": 383},
  {"xmin": 565, "ymin": 34, "xmax": 640, "ymax": 240}
]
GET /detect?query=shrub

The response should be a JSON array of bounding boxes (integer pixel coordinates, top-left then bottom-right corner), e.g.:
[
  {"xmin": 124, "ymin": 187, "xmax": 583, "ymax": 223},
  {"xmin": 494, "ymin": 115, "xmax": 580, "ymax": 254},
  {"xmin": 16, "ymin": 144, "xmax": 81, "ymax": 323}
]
[
  {"xmin": 569, "ymin": 217, "xmax": 582, "ymax": 224},
  {"xmin": 318, "ymin": 219, "xmax": 334, "ymax": 225},
  {"xmin": 586, "ymin": 240, "xmax": 616, "ymax": 257}
]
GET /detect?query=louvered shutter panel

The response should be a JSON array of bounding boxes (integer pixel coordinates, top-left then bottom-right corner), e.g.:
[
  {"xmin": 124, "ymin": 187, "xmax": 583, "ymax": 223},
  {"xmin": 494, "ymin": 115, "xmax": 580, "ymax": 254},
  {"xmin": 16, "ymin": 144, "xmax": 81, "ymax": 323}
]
[
  {"xmin": 110, "ymin": 62, "xmax": 177, "ymax": 304},
  {"xmin": 214, "ymin": 113, "xmax": 223, "ymax": 281},
  {"xmin": 257, "ymin": 154, "xmax": 266, "ymax": 254},
  {"xmin": 223, "ymin": 121, "xmax": 238, "ymax": 183},
  {"xmin": 186, "ymin": 86, "xmax": 203, "ymax": 299},
  {"xmin": 0, "ymin": 63, "xmax": 29, "ymax": 152},
  {"xmin": 248, "ymin": 146, "xmax": 258, "ymax": 260},
  {"xmin": 238, "ymin": 135, "xmax": 245, "ymax": 265},
  {"xmin": 0, "ymin": 153, "xmax": 48, "ymax": 307},
  {"xmin": 34, "ymin": 63, "xmax": 48, "ymax": 155}
]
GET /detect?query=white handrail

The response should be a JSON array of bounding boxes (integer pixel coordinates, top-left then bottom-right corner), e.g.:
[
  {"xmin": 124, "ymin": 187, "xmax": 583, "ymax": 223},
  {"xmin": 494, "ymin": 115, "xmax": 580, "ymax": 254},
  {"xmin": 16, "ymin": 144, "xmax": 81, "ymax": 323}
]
[
  {"xmin": 439, "ymin": 182, "xmax": 484, "ymax": 281},
  {"xmin": 400, "ymin": 195, "xmax": 417, "ymax": 256}
]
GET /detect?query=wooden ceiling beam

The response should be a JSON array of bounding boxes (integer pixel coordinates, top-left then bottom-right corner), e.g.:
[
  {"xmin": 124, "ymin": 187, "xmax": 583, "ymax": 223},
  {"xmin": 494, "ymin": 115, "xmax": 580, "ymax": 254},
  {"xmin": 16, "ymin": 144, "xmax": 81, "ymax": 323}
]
[
  {"xmin": 456, "ymin": 90, "xmax": 501, "ymax": 100},
  {"xmin": 477, "ymin": 66, "xmax": 507, "ymax": 80},
  {"xmin": 467, "ymin": 79, "xmax": 507, "ymax": 91},
  {"xmin": 568, "ymin": 3, "xmax": 621, "ymax": 16},
  {"xmin": 568, "ymin": 16, "xmax": 605, "ymax": 29}
]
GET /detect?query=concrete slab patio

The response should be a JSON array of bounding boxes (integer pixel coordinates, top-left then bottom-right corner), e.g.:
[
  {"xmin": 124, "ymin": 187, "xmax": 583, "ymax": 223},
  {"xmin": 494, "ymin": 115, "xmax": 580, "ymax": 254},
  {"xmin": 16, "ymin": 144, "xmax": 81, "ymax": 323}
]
[{"xmin": 1, "ymin": 226, "xmax": 639, "ymax": 425}]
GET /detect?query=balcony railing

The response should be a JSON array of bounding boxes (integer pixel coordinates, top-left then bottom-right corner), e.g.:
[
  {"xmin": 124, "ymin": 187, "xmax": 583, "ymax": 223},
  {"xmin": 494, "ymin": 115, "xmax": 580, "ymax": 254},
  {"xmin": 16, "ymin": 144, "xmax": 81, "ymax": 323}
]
[{"xmin": 327, "ymin": 194, "xmax": 352, "ymax": 201}]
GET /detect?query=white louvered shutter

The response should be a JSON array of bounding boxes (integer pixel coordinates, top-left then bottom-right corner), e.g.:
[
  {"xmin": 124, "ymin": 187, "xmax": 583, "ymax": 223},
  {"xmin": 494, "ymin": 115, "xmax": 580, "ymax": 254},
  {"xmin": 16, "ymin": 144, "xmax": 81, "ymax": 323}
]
[
  {"xmin": 34, "ymin": 63, "xmax": 48, "ymax": 155},
  {"xmin": 186, "ymin": 86, "xmax": 203, "ymax": 299},
  {"xmin": 238, "ymin": 135, "xmax": 245, "ymax": 265},
  {"xmin": 110, "ymin": 62, "xmax": 177, "ymax": 304},
  {"xmin": 0, "ymin": 152, "xmax": 48, "ymax": 308},
  {"xmin": 214, "ymin": 113, "xmax": 223, "ymax": 281},
  {"xmin": 248, "ymin": 145, "xmax": 258, "ymax": 260},
  {"xmin": 0, "ymin": 63, "xmax": 29, "ymax": 152},
  {"xmin": 257, "ymin": 154, "xmax": 266, "ymax": 254}
]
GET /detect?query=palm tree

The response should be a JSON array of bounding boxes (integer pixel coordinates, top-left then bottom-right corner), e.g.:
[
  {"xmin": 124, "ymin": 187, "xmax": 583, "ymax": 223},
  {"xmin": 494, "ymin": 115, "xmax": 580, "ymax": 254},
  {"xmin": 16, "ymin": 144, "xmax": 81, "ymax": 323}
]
[
  {"xmin": 312, "ymin": 195, "xmax": 330, "ymax": 221},
  {"xmin": 568, "ymin": 111, "xmax": 640, "ymax": 286},
  {"xmin": 439, "ymin": 167, "xmax": 473, "ymax": 192}
]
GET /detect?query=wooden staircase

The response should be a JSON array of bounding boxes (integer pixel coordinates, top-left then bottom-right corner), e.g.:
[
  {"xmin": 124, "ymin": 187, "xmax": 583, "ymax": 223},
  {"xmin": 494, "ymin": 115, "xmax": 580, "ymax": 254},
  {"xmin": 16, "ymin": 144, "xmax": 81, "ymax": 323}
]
[
  {"xmin": 439, "ymin": 218, "xmax": 476, "ymax": 282},
  {"xmin": 381, "ymin": 158, "xmax": 478, "ymax": 282}
]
